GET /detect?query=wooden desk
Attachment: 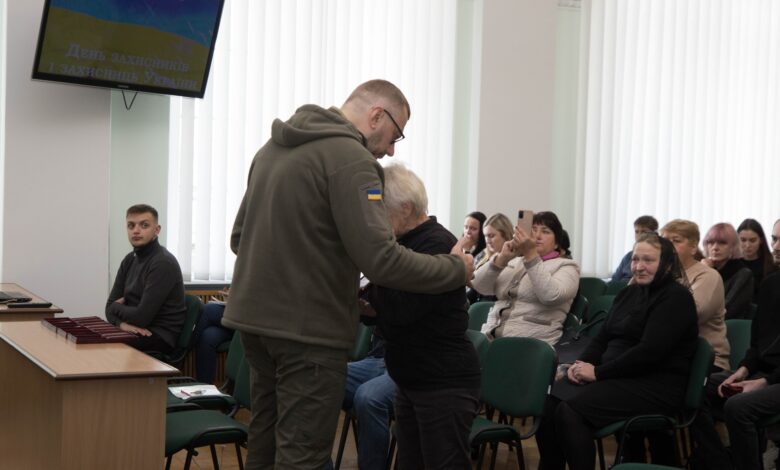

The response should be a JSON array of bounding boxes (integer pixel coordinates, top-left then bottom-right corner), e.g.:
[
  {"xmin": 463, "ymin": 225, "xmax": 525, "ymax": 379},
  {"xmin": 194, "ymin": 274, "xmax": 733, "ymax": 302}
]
[
  {"xmin": 0, "ymin": 321, "xmax": 179, "ymax": 469},
  {"xmin": 0, "ymin": 282, "xmax": 63, "ymax": 321}
]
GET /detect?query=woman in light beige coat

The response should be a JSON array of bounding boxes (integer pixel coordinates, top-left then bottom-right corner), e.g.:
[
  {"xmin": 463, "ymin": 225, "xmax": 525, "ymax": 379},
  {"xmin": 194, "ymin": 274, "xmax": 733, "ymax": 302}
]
[
  {"xmin": 662, "ymin": 219, "xmax": 730, "ymax": 371},
  {"xmin": 472, "ymin": 211, "xmax": 580, "ymax": 346}
]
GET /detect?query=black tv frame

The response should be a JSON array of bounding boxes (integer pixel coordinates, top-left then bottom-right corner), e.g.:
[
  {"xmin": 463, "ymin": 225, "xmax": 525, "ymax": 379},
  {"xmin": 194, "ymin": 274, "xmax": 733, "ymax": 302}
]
[{"xmin": 31, "ymin": 0, "xmax": 225, "ymax": 99}]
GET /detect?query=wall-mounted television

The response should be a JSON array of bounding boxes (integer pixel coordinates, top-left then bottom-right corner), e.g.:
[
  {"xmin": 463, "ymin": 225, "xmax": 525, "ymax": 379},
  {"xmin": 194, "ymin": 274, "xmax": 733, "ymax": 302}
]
[{"xmin": 32, "ymin": 0, "xmax": 225, "ymax": 99}]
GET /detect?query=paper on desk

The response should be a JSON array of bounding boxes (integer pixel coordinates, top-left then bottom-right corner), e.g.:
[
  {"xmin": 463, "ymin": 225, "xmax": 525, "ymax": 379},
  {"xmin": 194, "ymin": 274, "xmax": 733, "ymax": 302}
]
[{"xmin": 169, "ymin": 384, "xmax": 228, "ymax": 399}]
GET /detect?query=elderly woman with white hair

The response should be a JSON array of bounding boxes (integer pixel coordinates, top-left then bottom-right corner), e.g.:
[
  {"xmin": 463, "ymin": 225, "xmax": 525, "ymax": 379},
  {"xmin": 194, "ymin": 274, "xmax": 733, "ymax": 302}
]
[{"xmin": 363, "ymin": 163, "xmax": 481, "ymax": 470}]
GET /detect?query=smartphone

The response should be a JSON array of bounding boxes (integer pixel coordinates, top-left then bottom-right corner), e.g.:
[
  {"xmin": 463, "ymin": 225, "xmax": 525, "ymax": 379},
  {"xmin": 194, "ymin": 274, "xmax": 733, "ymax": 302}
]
[
  {"xmin": 517, "ymin": 209, "xmax": 534, "ymax": 235},
  {"xmin": 721, "ymin": 383, "xmax": 743, "ymax": 398}
]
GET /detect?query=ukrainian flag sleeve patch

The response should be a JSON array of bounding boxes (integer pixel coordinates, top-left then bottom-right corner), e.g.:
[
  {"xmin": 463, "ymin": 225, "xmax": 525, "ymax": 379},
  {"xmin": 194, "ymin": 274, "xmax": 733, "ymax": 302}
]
[{"xmin": 367, "ymin": 188, "xmax": 382, "ymax": 201}]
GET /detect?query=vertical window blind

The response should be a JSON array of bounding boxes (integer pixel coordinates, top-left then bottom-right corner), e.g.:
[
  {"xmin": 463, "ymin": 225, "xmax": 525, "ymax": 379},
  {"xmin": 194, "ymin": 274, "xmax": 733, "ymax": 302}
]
[
  {"xmin": 576, "ymin": 0, "xmax": 780, "ymax": 276},
  {"xmin": 168, "ymin": 0, "xmax": 458, "ymax": 281}
]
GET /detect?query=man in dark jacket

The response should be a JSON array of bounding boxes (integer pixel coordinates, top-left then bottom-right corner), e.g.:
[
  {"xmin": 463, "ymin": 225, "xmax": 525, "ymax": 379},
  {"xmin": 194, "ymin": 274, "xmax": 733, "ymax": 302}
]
[
  {"xmin": 693, "ymin": 265, "xmax": 780, "ymax": 470},
  {"xmin": 106, "ymin": 204, "xmax": 186, "ymax": 354},
  {"xmin": 224, "ymin": 80, "xmax": 473, "ymax": 469}
]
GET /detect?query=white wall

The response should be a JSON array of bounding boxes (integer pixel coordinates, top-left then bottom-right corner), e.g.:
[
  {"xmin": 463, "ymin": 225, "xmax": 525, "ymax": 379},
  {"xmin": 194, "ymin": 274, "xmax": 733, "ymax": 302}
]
[
  {"xmin": 0, "ymin": 0, "xmax": 6, "ymax": 272},
  {"xmin": 472, "ymin": 0, "xmax": 562, "ymax": 224},
  {"xmin": 446, "ymin": 0, "xmax": 580, "ymax": 241},
  {"xmin": 109, "ymin": 92, "xmax": 169, "ymax": 286},
  {"xmin": 448, "ymin": 0, "xmax": 482, "ymax": 229},
  {"xmin": 2, "ymin": 0, "xmax": 110, "ymax": 315},
  {"xmin": 551, "ymin": 4, "xmax": 582, "ymax": 229}
]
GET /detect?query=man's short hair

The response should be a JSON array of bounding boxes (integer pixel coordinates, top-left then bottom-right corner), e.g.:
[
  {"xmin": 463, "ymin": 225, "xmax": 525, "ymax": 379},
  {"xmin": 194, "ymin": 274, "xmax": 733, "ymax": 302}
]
[
  {"xmin": 634, "ymin": 215, "xmax": 659, "ymax": 231},
  {"xmin": 126, "ymin": 204, "xmax": 159, "ymax": 222},
  {"xmin": 344, "ymin": 79, "xmax": 411, "ymax": 119}
]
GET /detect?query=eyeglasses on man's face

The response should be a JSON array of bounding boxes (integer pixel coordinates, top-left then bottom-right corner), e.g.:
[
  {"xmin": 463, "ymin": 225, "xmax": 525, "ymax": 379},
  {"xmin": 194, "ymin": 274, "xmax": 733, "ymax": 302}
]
[{"xmin": 383, "ymin": 109, "xmax": 405, "ymax": 144}]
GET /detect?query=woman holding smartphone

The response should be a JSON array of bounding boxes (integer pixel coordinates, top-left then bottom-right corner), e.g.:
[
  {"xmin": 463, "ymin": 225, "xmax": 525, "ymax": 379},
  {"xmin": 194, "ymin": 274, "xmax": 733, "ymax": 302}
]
[{"xmin": 471, "ymin": 211, "xmax": 580, "ymax": 346}]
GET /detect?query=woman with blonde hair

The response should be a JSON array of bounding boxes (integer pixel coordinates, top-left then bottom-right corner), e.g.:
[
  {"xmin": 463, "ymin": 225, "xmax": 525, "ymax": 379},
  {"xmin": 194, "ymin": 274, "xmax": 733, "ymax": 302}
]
[
  {"xmin": 475, "ymin": 213, "xmax": 513, "ymax": 269},
  {"xmin": 702, "ymin": 223, "xmax": 754, "ymax": 319},
  {"xmin": 662, "ymin": 219, "xmax": 730, "ymax": 371},
  {"xmin": 467, "ymin": 213, "xmax": 513, "ymax": 304}
]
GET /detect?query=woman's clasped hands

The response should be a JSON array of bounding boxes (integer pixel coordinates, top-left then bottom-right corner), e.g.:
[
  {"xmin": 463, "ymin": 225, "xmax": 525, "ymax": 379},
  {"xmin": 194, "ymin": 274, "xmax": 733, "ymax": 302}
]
[{"xmin": 567, "ymin": 360, "xmax": 597, "ymax": 385}]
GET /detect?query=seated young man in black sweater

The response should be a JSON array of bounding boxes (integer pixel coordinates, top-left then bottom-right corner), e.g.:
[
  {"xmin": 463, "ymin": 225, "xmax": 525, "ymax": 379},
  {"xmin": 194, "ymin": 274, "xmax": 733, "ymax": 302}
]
[{"xmin": 106, "ymin": 204, "xmax": 186, "ymax": 354}]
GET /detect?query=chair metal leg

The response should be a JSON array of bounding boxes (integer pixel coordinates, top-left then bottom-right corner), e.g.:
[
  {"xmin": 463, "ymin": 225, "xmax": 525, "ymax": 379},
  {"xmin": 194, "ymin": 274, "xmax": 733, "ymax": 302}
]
[
  {"xmin": 183, "ymin": 450, "xmax": 194, "ymax": 470},
  {"xmin": 210, "ymin": 444, "xmax": 220, "ymax": 469},
  {"xmin": 476, "ymin": 443, "xmax": 487, "ymax": 469},
  {"xmin": 334, "ymin": 412, "xmax": 351, "ymax": 470},
  {"xmin": 515, "ymin": 441, "xmax": 526, "ymax": 470},
  {"xmin": 236, "ymin": 442, "xmax": 245, "ymax": 470},
  {"xmin": 488, "ymin": 442, "xmax": 499, "ymax": 470},
  {"xmin": 596, "ymin": 438, "xmax": 607, "ymax": 470},
  {"xmin": 680, "ymin": 427, "xmax": 691, "ymax": 462}
]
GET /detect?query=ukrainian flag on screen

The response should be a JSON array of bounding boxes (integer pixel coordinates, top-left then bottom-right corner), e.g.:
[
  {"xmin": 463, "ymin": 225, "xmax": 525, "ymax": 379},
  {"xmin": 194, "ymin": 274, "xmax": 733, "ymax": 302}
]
[{"xmin": 50, "ymin": 0, "xmax": 220, "ymax": 46}]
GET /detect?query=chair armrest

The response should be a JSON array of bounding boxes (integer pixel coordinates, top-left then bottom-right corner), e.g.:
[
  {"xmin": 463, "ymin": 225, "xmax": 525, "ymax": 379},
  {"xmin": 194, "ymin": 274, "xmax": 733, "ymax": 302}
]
[
  {"xmin": 168, "ymin": 376, "xmax": 199, "ymax": 385},
  {"xmin": 167, "ymin": 403, "xmax": 204, "ymax": 413}
]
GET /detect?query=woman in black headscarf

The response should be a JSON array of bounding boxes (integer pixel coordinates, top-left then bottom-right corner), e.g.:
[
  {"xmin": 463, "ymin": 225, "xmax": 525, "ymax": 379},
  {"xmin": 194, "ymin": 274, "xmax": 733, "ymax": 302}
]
[{"xmin": 537, "ymin": 233, "xmax": 699, "ymax": 470}]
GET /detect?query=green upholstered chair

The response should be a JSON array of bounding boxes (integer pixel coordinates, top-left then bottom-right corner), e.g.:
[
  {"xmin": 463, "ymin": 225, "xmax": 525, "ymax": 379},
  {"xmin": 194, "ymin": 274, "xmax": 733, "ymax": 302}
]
[
  {"xmin": 165, "ymin": 359, "xmax": 250, "ymax": 470},
  {"xmin": 469, "ymin": 337, "xmax": 557, "ymax": 470},
  {"xmin": 584, "ymin": 294, "xmax": 616, "ymax": 324},
  {"xmin": 466, "ymin": 329, "xmax": 490, "ymax": 368},
  {"xmin": 725, "ymin": 319, "xmax": 752, "ymax": 370},
  {"xmin": 167, "ymin": 332, "xmax": 244, "ymax": 413},
  {"xmin": 150, "ymin": 294, "xmax": 203, "ymax": 368},
  {"xmin": 563, "ymin": 312, "xmax": 581, "ymax": 332},
  {"xmin": 579, "ymin": 277, "xmax": 608, "ymax": 303},
  {"xmin": 605, "ymin": 279, "xmax": 629, "ymax": 295},
  {"xmin": 468, "ymin": 301, "xmax": 494, "ymax": 332},
  {"xmin": 569, "ymin": 294, "xmax": 616, "ymax": 339},
  {"xmin": 569, "ymin": 294, "xmax": 589, "ymax": 321},
  {"xmin": 594, "ymin": 337, "xmax": 714, "ymax": 469},
  {"xmin": 349, "ymin": 322, "xmax": 375, "ymax": 362},
  {"xmin": 334, "ymin": 322, "xmax": 378, "ymax": 469}
]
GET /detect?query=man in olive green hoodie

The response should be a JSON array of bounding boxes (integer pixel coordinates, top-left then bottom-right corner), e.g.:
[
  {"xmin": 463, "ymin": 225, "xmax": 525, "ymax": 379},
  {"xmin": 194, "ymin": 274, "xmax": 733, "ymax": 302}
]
[{"xmin": 223, "ymin": 79, "xmax": 473, "ymax": 469}]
